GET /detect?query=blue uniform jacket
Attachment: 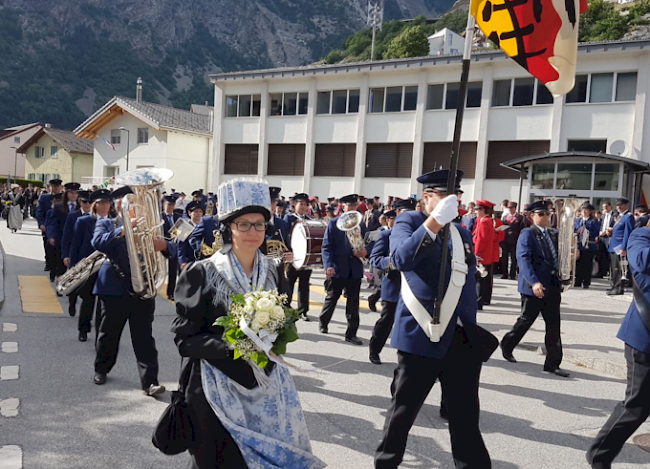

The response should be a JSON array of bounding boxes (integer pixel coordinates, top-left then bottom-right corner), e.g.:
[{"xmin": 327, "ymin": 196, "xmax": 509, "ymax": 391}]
[
  {"xmin": 45, "ymin": 204, "xmax": 68, "ymax": 248},
  {"xmin": 516, "ymin": 226, "xmax": 559, "ymax": 296},
  {"xmin": 609, "ymin": 212, "xmax": 635, "ymax": 253},
  {"xmin": 370, "ymin": 229, "xmax": 400, "ymax": 303},
  {"xmin": 322, "ymin": 217, "xmax": 367, "ymax": 279},
  {"xmin": 61, "ymin": 211, "xmax": 90, "ymax": 260},
  {"xmin": 188, "ymin": 216, "xmax": 221, "ymax": 260},
  {"xmin": 92, "ymin": 218, "xmax": 177, "ymax": 296},
  {"xmin": 617, "ymin": 228, "xmax": 650, "ymax": 354},
  {"xmin": 69, "ymin": 215, "xmax": 97, "ymax": 266},
  {"xmin": 267, "ymin": 216, "xmax": 291, "ymax": 247},
  {"xmin": 389, "ymin": 211, "xmax": 477, "ymax": 359},
  {"xmin": 36, "ymin": 193, "xmax": 53, "ymax": 227},
  {"xmin": 574, "ymin": 217, "xmax": 600, "ymax": 252},
  {"xmin": 162, "ymin": 211, "xmax": 181, "ymax": 239}
]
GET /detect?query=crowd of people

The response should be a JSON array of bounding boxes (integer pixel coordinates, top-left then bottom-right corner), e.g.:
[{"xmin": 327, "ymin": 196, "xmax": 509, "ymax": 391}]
[{"xmin": 11, "ymin": 170, "xmax": 650, "ymax": 469}]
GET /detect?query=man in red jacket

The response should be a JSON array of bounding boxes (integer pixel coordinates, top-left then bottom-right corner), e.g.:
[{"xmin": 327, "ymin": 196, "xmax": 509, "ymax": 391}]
[{"xmin": 473, "ymin": 200, "xmax": 496, "ymax": 309}]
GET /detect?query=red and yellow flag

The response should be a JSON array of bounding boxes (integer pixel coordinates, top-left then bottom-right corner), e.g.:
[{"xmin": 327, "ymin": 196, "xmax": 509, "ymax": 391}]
[{"xmin": 471, "ymin": 0, "xmax": 588, "ymax": 96}]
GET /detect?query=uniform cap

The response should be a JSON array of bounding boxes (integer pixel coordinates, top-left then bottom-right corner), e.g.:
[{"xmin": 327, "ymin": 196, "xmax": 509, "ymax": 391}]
[
  {"xmin": 78, "ymin": 190, "xmax": 91, "ymax": 201},
  {"xmin": 90, "ymin": 189, "xmax": 112, "ymax": 203},
  {"xmin": 64, "ymin": 182, "xmax": 81, "ymax": 191},
  {"xmin": 163, "ymin": 195, "xmax": 177, "ymax": 204},
  {"xmin": 475, "ymin": 199, "xmax": 495, "ymax": 209},
  {"xmin": 186, "ymin": 200, "xmax": 203, "ymax": 213},
  {"xmin": 527, "ymin": 201, "xmax": 549, "ymax": 213},
  {"xmin": 417, "ymin": 169, "xmax": 463, "ymax": 192},
  {"xmin": 383, "ymin": 210, "xmax": 397, "ymax": 219},
  {"xmin": 616, "ymin": 198, "xmax": 630, "ymax": 205},
  {"xmin": 393, "ymin": 198, "xmax": 417, "ymax": 211},
  {"xmin": 292, "ymin": 193, "xmax": 310, "ymax": 203},
  {"xmin": 340, "ymin": 194, "xmax": 359, "ymax": 205},
  {"xmin": 111, "ymin": 186, "xmax": 133, "ymax": 200},
  {"xmin": 49, "ymin": 179, "xmax": 63, "ymax": 186},
  {"xmin": 191, "ymin": 190, "xmax": 202, "ymax": 197}
]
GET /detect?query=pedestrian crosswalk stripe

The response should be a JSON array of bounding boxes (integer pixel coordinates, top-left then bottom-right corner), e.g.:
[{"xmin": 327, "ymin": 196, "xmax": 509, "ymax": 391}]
[
  {"xmin": 2, "ymin": 323, "xmax": 17, "ymax": 332},
  {"xmin": 0, "ymin": 445, "xmax": 22, "ymax": 469},
  {"xmin": 0, "ymin": 366, "xmax": 19, "ymax": 381},
  {"xmin": 0, "ymin": 398, "xmax": 19, "ymax": 417},
  {"xmin": 1, "ymin": 342, "xmax": 18, "ymax": 353},
  {"xmin": 18, "ymin": 276, "xmax": 64, "ymax": 314}
]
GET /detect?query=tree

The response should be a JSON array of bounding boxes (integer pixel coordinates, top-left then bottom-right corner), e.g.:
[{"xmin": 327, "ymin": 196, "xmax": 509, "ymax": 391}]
[{"xmin": 383, "ymin": 25, "xmax": 430, "ymax": 60}]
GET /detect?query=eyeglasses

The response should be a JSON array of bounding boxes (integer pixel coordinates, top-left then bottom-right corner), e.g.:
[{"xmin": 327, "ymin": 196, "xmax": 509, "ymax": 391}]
[{"xmin": 231, "ymin": 221, "xmax": 267, "ymax": 232}]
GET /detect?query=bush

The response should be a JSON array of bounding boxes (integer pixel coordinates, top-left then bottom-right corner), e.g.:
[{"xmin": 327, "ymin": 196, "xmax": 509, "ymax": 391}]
[
  {"xmin": 383, "ymin": 25, "xmax": 430, "ymax": 59},
  {"xmin": 0, "ymin": 178, "xmax": 44, "ymax": 188}
]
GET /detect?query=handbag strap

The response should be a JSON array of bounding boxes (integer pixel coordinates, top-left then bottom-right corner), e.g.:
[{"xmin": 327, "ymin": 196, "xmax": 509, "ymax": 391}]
[{"xmin": 631, "ymin": 276, "xmax": 650, "ymax": 334}]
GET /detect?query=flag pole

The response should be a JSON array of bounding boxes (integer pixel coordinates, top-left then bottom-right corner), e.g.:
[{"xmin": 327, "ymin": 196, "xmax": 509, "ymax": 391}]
[{"xmin": 433, "ymin": 11, "xmax": 476, "ymax": 325}]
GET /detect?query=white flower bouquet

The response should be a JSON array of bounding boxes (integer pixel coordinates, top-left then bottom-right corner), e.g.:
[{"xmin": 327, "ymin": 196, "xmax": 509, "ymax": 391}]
[{"xmin": 214, "ymin": 290, "xmax": 300, "ymax": 369}]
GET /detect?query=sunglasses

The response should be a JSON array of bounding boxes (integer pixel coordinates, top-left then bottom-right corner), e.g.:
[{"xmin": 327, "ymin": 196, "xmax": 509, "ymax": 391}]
[{"xmin": 535, "ymin": 211, "xmax": 550, "ymax": 216}]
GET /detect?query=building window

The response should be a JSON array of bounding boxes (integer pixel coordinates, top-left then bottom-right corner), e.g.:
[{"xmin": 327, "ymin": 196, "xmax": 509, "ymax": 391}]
[
  {"xmin": 224, "ymin": 144, "xmax": 259, "ymax": 175},
  {"xmin": 104, "ymin": 166, "xmax": 119, "ymax": 178},
  {"xmin": 492, "ymin": 80, "xmax": 511, "ymax": 107},
  {"xmin": 556, "ymin": 163, "xmax": 592, "ymax": 190},
  {"xmin": 486, "ymin": 141, "xmax": 550, "ymax": 179},
  {"xmin": 426, "ymin": 84, "xmax": 444, "ymax": 110},
  {"xmin": 314, "ymin": 144, "xmax": 356, "ymax": 177},
  {"xmin": 267, "ymin": 144, "xmax": 305, "ymax": 176},
  {"xmin": 513, "ymin": 78, "xmax": 535, "ymax": 106},
  {"xmin": 531, "ymin": 163, "xmax": 555, "ymax": 189},
  {"xmin": 317, "ymin": 92, "xmax": 331, "ymax": 114},
  {"xmin": 50, "ymin": 146, "xmax": 58, "ymax": 158},
  {"xmin": 34, "ymin": 146, "xmax": 45, "ymax": 159},
  {"xmin": 269, "ymin": 92, "xmax": 308, "ymax": 116},
  {"xmin": 423, "ymin": 142, "xmax": 477, "ymax": 178},
  {"xmin": 536, "ymin": 83, "xmax": 554, "ymax": 105},
  {"xmin": 348, "ymin": 90, "xmax": 360, "ymax": 113},
  {"xmin": 226, "ymin": 94, "xmax": 262, "ymax": 117},
  {"xmin": 590, "ymin": 73, "xmax": 614, "ymax": 103},
  {"xmin": 492, "ymin": 78, "xmax": 553, "ymax": 107},
  {"xmin": 365, "ymin": 143, "xmax": 413, "ymax": 178},
  {"xmin": 466, "ymin": 82, "xmax": 483, "ymax": 107},
  {"xmin": 567, "ymin": 139, "xmax": 607, "ymax": 153},
  {"xmin": 13, "ymin": 136, "xmax": 20, "ymax": 144},
  {"xmin": 110, "ymin": 129, "xmax": 121, "ymax": 145},
  {"xmin": 369, "ymin": 86, "xmax": 418, "ymax": 113},
  {"xmin": 332, "ymin": 90, "xmax": 348, "ymax": 114},
  {"xmin": 615, "ymin": 72, "xmax": 637, "ymax": 101},
  {"xmin": 137, "ymin": 128, "xmax": 149, "ymax": 144},
  {"xmin": 594, "ymin": 163, "xmax": 620, "ymax": 191},
  {"xmin": 566, "ymin": 74, "xmax": 589, "ymax": 103}
]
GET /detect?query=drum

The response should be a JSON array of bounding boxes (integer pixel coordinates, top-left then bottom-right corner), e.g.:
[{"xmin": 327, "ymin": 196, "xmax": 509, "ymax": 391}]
[{"xmin": 291, "ymin": 219, "xmax": 327, "ymax": 269}]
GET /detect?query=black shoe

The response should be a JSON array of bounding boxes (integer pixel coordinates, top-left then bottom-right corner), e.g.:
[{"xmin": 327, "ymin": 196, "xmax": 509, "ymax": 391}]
[
  {"xmin": 68, "ymin": 304, "xmax": 76, "ymax": 317},
  {"xmin": 167, "ymin": 294, "xmax": 174, "ymax": 301},
  {"xmin": 500, "ymin": 343, "xmax": 517, "ymax": 363},
  {"xmin": 78, "ymin": 331, "xmax": 88, "ymax": 342},
  {"xmin": 606, "ymin": 289, "xmax": 624, "ymax": 296},
  {"xmin": 301, "ymin": 313, "xmax": 310, "ymax": 322},
  {"xmin": 500, "ymin": 276, "xmax": 509, "ymax": 280},
  {"xmin": 345, "ymin": 336, "xmax": 363, "ymax": 345},
  {"xmin": 369, "ymin": 354, "xmax": 381, "ymax": 365},
  {"xmin": 319, "ymin": 325, "xmax": 328, "ymax": 334},
  {"xmin": 143, "ymin": 384, "xmax": 166, "ymax": 396},
  {"xmin": 94, "ymin": 373, "xmax": 107, "ymax": 385},
  {"xmin": 582, "ymin": 285, "xmax": 589, "ymax": 289},
  {"xmin": 44, "ymin": 265, "xmax": 50, "ymax": 272},
  {"xmin": 545, "ymin": 368, "xmax": 570, "ymax": 377},
  {"xmin": 49, "ymin": 273, "xmax": 56, "ymax": 282},
  {"xmin": 368, "ymin": 299, "xmax": 377, "ymax": 312}
]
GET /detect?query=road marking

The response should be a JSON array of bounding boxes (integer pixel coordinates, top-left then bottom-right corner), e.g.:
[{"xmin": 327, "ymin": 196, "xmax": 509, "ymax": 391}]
[
  {"xmin": 1, "ymin": 342, "xmax": 18, "ymax": 353},
  {"xmin": 0, "ymin": 398, "xmax": 19, "ymax": 417},
  {"xmin": 18, "ymin": 276, "xmax": 64, "ymax": 314},
  {"xmin": 309, "ymin": 284, "xmax": 371, "ymax": 311},
  {"xmin": 0, "ymin": 445, "xmax": 22, "ymax": 468},
  {"xmin": 2, "ymin": 323, "xmax": 17, "ymax": 332},
  {"xmin": 158, "ymin": 281, "xmax": 175, "ymax": 304},
  {"xmin": 0, "ymin": 366, "xmax": 19, "ymax": 380}
]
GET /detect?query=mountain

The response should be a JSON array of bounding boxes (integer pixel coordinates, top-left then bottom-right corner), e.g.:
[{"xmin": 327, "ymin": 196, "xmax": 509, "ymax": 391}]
[{"xmin": 0, "ymin": 0, "xmax": 454, "ymax": 130}]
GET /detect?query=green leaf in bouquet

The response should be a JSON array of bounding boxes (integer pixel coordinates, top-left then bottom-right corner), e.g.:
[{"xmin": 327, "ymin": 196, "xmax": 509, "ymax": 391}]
[
  {"xmin": 214, "ymin": 315, "xmax": 232, "ymax": 327},
  {"xmin": 225, "ymin": 328, "xmax": 239, "ymax": 345},
  {"xmin": 233, "ymin": 349, "xmax": 242, "ymax": 360},
  {"xmin": 231, "ymin": 293, "xmax": 246, "ymax": 305},
  {"xmin": 283, "ymin": 322, "xmax": 299, "ymax": 343},
  {"xmin": 251, "ymin": 352, "xmax": 269, "ymax": 369}
]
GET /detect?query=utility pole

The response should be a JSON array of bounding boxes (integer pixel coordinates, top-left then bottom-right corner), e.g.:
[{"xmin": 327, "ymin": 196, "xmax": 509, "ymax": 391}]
[{"xmin": 368, "ymin": 0, "xmax": 384, "ymax": 61}]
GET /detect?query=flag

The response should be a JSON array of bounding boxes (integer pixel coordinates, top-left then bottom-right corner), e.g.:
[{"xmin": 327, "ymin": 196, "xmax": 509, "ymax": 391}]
[
  {"xmin": 471, "ymin": 0, "xmax": 588, "ymax": 96},
  {"xmin": 99, "ymin": 136, "xmax": 116, "ymax": 151}
]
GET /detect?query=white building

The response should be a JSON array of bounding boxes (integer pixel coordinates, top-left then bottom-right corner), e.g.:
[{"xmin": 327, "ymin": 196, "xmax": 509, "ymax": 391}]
[
  {"xmin": 428, "ymin": 28, "xmax": 465, "ymax": 56},
  {"xmin": 0, "ymin": 123, "xmax": 42, "ymax": 179},
  {"xmin": 209, "ymin": 38, "xmax": 650, "ymax": 207},
  {"xmin": 74, "ymin": 92, "xmax": 213, "ymax": 193}
]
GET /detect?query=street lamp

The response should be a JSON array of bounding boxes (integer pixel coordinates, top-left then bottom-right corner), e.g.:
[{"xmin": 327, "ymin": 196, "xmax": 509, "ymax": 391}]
[
  {"xmin": 9, "ymin": 146, "xmax": 18, "ymax": 178},
  {"xmin": 118, "ymin": 127, "xmax": 130, "ymax": 171}
]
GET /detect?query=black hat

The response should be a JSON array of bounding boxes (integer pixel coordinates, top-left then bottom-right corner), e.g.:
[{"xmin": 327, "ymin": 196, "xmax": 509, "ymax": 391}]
[
  {"xmin": 171, "ymin": 188, "xmax": 176, "ymax": 192},
  {"xmin": 52, "ymin": 193, "xmax": 63, "ymax": 201},
  {"xmin": 90, "ymin": 189, "xmax": 112, "ymax": 203},
  {"xmin": 49, "ymin": 179, "xmax": 63, "ymax": 186},
  {"xmin": 326, "ymin": 205, "xmax": 336, "ymax": 212},
  {"xmin": 292, "ymin": 193, "xmax": 309, "ymax": 203},
  {"xmin": 527, "ymin": 201, "xmax": 550, "ymax": 213},
  {"xmin": 186, "ymin": 200, "xmax": 203, "ymax": 214},
  {"xmin": 269, "ymin": 186, "xmax": 282, "ymax": 202},
  {"xmin": 383, "ymin": 210, "xmax": 397, "ymax": 219},
  {"xmin": 208, "ymin": 191, "xmax": 214, "ymax": 195},
  {"xmin": 394, "ymin": 198, "xmax": 417, "ymax": 211},
  {"xmin": 276, "ymin": 200, "xmax": 285, "ymax": 208},
  {"xmin": 340, "ymin": 194, "xmax": 359, "ymax": 205},
  {"xmin": 616, "ymin": 198, "xmax": 630, "ymax": 206},
  {"xmin": 191, "ymin": 190, "xmax": 202, "ymax": 197},
  {"xmin": 635, "ymin": 204, "xmax": 648, "ymax": 211},
  {"xmin": 374, "ymin": 196, "xmax": 380, "ymax": 200},
  {"xmin": 163, "ymin": 195, "xmax": 177, "ymax": 204},
  {"xmin": 327, "ymin": 197, "xmax": 335, "ymax": 202},
  {"xmin": 111, "ymin": 186, "xmax": 133, "ymax": 200},
  {"xmin": 417, "ymin": 169, "xmax": 464, "ymax": 192},
  {"xmin": 64, "ymin": 182, "xmax": 81, "ymax": 191},
  {"xmin": 583, "ymin": 204, "xmax": 596, "ymax": 211},
  {"xmin": 78, "ymin": 190, "xmax": 91, "ymax": 201}
]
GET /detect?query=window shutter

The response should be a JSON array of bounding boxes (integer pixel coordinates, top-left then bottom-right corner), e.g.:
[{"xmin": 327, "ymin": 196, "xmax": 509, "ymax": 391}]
[
  {"xmin": 224, "ymin": 144, "xmax": 259, "ymax": 175},
  {"xmin": 423, "ymin": 142, "xmax": 477, "ymax": 178},
  {"xmin": 314, "ymin": 144, "xmax": 356, "ymax": 177},
  {"xmin": 267, "ymin": 144, "xmax": 305, "ymax": 176},
  {"xmin": 365, "ymin": 143, "xmax": 413, "ymax": 178},
  {"xmin": 486, "ymin": 140, "xmax": 550, "ymax": 179}
]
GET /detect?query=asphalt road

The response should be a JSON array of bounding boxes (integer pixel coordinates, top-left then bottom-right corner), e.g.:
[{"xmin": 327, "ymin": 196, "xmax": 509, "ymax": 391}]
[{"xmin": 1, "ymin": 219, "xmax": 649, "ymax": 468}]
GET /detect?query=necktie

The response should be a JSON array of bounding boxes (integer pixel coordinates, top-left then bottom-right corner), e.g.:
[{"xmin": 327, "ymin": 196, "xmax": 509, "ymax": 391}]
[
  {"xmin": 543, "ymin": 230, "xmax": 558, "ymax": 269},
  {"xmin": 69, "ymin": 203, "xmax": 75, "ymax": 211}
]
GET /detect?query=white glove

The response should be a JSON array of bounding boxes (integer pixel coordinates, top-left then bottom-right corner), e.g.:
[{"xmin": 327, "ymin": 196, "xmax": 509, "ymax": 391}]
[{"xmin": 431, "ymin": 194, "xmax": 459, "ymax": 226}]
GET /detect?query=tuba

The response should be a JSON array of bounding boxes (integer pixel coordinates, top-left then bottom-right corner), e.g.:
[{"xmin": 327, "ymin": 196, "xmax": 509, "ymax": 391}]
[
  {"xmin": 557, "ymin": 199, "xmax": 582, "ymax": 291},
  {"xmin": 200, "ymin": 226, "xmax": 224, "ymax": 258},
  {"xmin": 337, "ymin": 211, "xmax": 366, "ymax": 254},
  {"xmin": 55, "ymin": 250, "xmax": 106, "ymax": 296},
  {"xmin": 115, "ymin": 168, "xmax": 173, "ymax": 299}
]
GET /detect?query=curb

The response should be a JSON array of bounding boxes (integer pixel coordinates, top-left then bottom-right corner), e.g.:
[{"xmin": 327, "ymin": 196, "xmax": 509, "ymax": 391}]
[
  {"xmin": 517, "ymin": 343, "xmax": 627, "ymax": 380},
  {"xmin": 0, "ymin": 240, "xmax": 5, "ymax": 311}
]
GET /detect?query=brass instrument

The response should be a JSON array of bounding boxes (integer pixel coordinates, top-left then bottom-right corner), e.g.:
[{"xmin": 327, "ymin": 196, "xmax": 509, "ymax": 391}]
[
  {"xmin": 205, "ymin": 199, "xmax": 215, "ymax": 216},
  {"xmin": 266, "ymin": 239, "xmax": 289, "ymax": 262},
  {"xmin": 169, "ymin": 218, "xmax": 194, "ymax": 243},
  {"xmin": 337, "ymin": 210, "xmax": 367, "ymax": 264},
  {"xmin": 115, "ymin": 168, "xmax": 173, "ymax": 299},
  {"xmin": 557, "ymin": 199, "xmax": 582, "ymax": 291},
  {"xmin": 476, "ymin": 257, "xmax": 488, "ymax": 278},
  {"xmin": 200, "ymin": 229, "xmax": 224, "ymax": 258},
  {"xmin": 55, "ymin": 250, "xmax": 106, "ymax": 296},
  {"xmin": 621, "ymin": 255, "xmax": 629, "ymax": 279}
]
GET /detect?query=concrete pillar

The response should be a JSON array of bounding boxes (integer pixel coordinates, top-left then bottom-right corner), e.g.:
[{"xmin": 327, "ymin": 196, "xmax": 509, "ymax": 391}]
[
  {"xmin": 550, "ymin": 92, "xmax": 564, "ymax": 153},
  {"xmin": 473, "ymin": 65, "xmax": 493, "ymax": 199},
  {"xmin": 211, "ymin": 83, "xmax": 225, "ymax": 187},
  {"xmin": 409, "ymin": 70, "xmax": 429, "ymax": 195},
  {"xmin": 258, "ymin": 81, "xmax": 269, "ymax": 177},
  {"xmin": 303, "ymin": 78, "xmax": 317, "ymax": 194},
  {"xmin": 632, "ymin": 52, "xmax": 650, "ymax": 162},
  {"xmin": 354, "ymin": 75, "xmax": 370, "ymax": 193}
]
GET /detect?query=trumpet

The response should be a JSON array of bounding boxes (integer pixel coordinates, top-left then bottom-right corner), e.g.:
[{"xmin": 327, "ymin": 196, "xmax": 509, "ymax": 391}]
[{"xmin": 476, "ymin": 256, "xmax": 488, "ymax": 278}]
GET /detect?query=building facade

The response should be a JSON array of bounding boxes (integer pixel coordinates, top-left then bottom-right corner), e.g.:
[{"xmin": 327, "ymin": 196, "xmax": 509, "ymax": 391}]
[
  {"xmin": 210, "ymin": 38, "xmax": 650, "ymax": 205},
  {"xmin": 0, "ymin": 123, "xmax": 42, "ymax": 178},
  {"xmin": 74, "ymin": 96, "xmax": 213, "ymax": 193},
  {"xmin": 20, "ymin": 126, "xmax": 93, "ymax": 183}
]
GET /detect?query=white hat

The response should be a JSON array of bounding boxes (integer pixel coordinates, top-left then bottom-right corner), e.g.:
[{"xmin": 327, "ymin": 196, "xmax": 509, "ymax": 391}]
[{"xmin": 217, "ymin": 178, "xmax": 271, "ymax": 222}]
